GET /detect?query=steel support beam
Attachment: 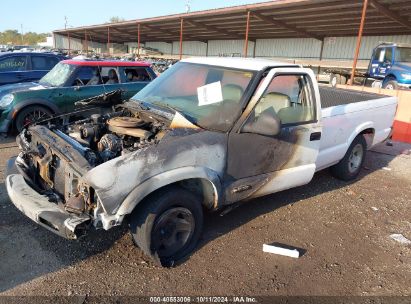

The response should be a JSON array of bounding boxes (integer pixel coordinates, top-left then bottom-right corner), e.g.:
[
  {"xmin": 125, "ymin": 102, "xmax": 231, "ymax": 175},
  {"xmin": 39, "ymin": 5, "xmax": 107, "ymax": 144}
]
[
  {"xmin": 252, "ymin": 11, "xmax": 322, "ymax": 41},
  {"xmin": 243, "ymin": 11, "xmax": 251, "ymax": 57},
  {"xmin": 107, "ymin": 27, "xmax": 110, "ymax": 55},
  {"xmin": 179, "ymin": 18, "xmax": 184, "ymax": 60},
  {"xmin": 68, "ymin": 32, "xmax": 71, "ymax": 56},
  {"xmin": 84, "ymin": 30, "xmax": 88, "ymax": 53},
  {"xmin": 317, "ymin": 38, "xmax": 325, "ymax": 78},
  {"xmin": 350, "ymin": 0, "xmax": 368, "ymax": 86},
  {"xmin": 137, "ymin": 23, "xmax": 141, "ymax": 57},
  {"xmin": 369, "ymin": 0, "xmax": 411, "ymax": 30}
]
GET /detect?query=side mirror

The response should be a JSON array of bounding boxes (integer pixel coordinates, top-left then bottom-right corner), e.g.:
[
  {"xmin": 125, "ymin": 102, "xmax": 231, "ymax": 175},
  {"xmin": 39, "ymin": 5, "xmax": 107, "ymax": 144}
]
[
  {"xmin": 242, "ymin": 110, "xmax": 281, "ymax": 137},
  {"xmin": 74, "ymin": 86, "xmax": 81, "ymax": 91}
]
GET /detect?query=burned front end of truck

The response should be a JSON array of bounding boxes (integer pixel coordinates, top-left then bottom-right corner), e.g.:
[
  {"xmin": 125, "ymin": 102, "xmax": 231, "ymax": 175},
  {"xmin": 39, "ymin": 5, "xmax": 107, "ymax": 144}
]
[
  {"xmin": 6, "ymin": 60, "xmax": 257, "ymax": 264},
  {"xmin": 7, "ymin": 102, "xmax": 173, "ymax": 239}
]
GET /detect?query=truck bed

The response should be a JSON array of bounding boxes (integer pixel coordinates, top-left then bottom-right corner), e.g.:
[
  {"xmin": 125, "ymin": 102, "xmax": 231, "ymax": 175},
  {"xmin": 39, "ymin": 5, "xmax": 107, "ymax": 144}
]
[
  {"xmin": 319, "ymin": 86, "xmax": 387, "ymax": 108},
  {"xmin": 316, "ymin": 86, "xmax": 397, "ymax": 172}
]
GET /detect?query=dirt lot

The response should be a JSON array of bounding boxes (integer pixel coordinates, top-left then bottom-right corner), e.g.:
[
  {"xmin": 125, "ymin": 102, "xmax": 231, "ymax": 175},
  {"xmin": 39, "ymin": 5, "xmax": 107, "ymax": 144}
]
[{"xmin": 0, "ymin": 137, "xmax": 410, "ymax": 297}]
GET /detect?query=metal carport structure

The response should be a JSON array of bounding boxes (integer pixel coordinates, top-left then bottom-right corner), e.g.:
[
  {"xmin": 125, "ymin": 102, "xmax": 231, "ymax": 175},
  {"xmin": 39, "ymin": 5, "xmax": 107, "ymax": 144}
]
[{"xmin": 53, "ymin": 0, "xmax": 411, "ymax": 81}]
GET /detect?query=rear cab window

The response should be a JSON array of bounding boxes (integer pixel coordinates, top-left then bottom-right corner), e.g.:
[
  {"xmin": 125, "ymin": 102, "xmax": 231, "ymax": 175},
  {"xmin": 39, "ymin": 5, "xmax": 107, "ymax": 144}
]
[{"xmin": 0, "ymin": 55, "xmax": 27, "ymax": 72}]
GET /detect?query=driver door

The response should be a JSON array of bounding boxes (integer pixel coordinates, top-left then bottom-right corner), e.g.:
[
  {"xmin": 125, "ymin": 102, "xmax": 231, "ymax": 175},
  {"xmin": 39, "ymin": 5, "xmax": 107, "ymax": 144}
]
[
  {"xmin": 49, "ymin": 66, "xmax": 105, "ymax": 113},
  {"xmin": 225, "ymin": 68, "xmax": 322, "ymax": 203}
]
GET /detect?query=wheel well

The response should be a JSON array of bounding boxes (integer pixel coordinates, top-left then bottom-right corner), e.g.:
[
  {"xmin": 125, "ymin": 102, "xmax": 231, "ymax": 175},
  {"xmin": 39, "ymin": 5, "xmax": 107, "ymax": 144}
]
[
  {"xmin": 177, "ymin": 178, "xmax": 217, "ymax": 209},
  {"xmin": 146, "ymin": 178, "xmax": 218, "ymax": 210},
  {"xmin": 360, "ymin": 128, "xmax": 375, "ymax": 149},
  {"xmin": 384, "ymin": 75, "xmax": 396, "ymax": 82}
]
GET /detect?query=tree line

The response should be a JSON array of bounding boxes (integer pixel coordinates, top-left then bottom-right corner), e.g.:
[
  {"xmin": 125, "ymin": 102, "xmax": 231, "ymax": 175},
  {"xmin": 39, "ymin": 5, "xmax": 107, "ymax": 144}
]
[{"xmin": 0, "ymin": 30, "xmax": 50, "ymax": 46}]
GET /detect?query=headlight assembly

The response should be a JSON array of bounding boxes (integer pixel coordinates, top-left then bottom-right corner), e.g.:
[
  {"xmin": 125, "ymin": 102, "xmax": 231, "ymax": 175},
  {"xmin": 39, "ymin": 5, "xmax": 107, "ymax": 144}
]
[{"xmin": 0, "ymin": 94, "xmax": 14, "ymax": 108}]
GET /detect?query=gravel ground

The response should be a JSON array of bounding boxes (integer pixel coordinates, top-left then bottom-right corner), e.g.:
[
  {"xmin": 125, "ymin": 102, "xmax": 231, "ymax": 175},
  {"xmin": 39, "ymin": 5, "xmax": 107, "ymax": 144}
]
[{"xmin": 0, "ymin": 137, "xmax": 410, "ymax": 297}]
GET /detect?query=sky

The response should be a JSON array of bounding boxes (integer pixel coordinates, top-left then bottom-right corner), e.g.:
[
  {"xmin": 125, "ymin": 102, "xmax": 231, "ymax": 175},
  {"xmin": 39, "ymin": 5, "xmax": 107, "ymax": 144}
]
[{"xmin": 1, "ymin": 0, "xmax": 270, "ymax": 33}]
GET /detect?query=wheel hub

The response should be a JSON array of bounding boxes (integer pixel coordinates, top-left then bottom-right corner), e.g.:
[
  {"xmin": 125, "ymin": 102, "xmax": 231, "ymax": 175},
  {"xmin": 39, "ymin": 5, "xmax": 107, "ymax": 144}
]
[
  {"xmin": 348, "ymin": 143, "xmax": 364, "ymax": 173},
  {"xmin": 152, "ymin": 207, "xmax": 195, "ymax": 258}
]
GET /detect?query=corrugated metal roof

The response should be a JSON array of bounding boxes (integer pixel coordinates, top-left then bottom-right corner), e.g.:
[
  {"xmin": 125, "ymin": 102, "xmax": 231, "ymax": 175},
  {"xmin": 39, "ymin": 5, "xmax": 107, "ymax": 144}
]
[{"xmin": 53, "ymin": 0, "xmax": 411, "ymax": 44}]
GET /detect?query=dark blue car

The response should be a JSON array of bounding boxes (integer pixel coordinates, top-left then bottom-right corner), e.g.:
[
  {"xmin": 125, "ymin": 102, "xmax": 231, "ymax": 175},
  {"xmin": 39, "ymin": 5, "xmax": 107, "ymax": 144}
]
[{"xmin": 0, "ymin": 52, "xmax": 66, "ymax": 86}]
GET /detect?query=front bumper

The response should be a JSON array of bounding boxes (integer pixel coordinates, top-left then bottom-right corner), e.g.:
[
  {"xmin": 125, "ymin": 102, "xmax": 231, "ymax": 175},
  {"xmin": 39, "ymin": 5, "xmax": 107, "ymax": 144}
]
[
  {"xmin": 6, "ymin": 173, "xmax": 91, "ymax": 239},
  {"xmin": 0, "ymin": 118, "xmax": 11, "ymax": 133},
  {"xmin": 397, "ymin": 82, "xmax": 411, "ymax": 89}
]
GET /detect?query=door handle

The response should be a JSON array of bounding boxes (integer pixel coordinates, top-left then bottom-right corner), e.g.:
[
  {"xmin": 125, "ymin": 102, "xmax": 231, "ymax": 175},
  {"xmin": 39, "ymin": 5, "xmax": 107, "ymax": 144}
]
[{"xmin": 310, "ymin": 132, "xmax": 322, "ymax": 141}]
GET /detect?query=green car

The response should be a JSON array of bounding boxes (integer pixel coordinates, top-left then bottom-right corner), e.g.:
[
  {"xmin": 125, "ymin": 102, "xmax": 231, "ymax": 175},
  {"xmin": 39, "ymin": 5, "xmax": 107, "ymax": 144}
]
[{"xmin": 0, "ymin": 59, "xmax": 156, "ymax": 132}]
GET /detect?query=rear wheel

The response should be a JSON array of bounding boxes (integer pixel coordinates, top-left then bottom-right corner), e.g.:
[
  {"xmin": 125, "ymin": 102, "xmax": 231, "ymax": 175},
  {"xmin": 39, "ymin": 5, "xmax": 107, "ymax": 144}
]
[
  {"xmin": 330, "ymin": 135, "xmax": 367, "ymax": 181},
  {"xmin": 129, "ymin": 187, "xmax": 203, "ymax": 267},
  {"xmin": 383, "ymin": 79, "xmax": 398, "ymax": 90},
  {"xmin": 15, "ymin": 105, "xmax": 53, "ymax": 132}
]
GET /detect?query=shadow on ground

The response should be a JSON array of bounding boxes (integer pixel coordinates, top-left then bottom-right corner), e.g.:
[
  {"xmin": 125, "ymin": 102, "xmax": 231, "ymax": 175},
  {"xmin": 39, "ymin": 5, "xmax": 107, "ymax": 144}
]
[{"xmin": 195, "ymin": 147, "xmax": 400, "ymax": 264}]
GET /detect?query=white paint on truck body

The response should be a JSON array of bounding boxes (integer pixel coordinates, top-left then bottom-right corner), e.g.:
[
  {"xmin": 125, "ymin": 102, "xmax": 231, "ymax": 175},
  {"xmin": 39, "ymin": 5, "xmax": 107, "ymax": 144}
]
[{"xmin": 316, "ymin": 95, "xmax": 397, "ymax": 171}]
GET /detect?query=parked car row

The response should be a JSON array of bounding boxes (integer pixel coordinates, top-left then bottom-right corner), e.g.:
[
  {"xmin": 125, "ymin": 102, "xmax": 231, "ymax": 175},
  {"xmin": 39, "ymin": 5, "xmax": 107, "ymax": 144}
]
[
  {"xmin": 0, "ymin": 52, "xmax": 67, "ymax": 86},
  {"xmin": 0, "ymin": 58, "xmax": 156, "ymax": 132}
]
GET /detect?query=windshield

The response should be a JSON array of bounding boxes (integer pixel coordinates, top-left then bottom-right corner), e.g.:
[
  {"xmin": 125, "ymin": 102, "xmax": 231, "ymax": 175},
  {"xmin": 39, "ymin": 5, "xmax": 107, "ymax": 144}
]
[
  {"xmin": 396, "ymin": 47, "xmax": 411, "ymax": 63},
  {"xmin": 131, "ymin": 62, "xmax": 256, "ymax": 132},
  {"xmin": 39, "ymin": 62, "xmax": 76, "ymax": 87}
]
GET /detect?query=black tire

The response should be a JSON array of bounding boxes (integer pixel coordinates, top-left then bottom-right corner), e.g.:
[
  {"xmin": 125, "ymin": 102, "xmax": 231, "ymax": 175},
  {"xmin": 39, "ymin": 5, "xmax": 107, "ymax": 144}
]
[
  {"xmin": 330, "ymin": 135, "xmax": 367, "ymax": 181},
  {"xmin": 129, "ymin": 186, "xmax": 203, "ymax": 267},
  {"xmin": 15, "ymin": 105, "xmax": 53, "ymax": 132},
  {"xmin": 340, "ymin": 75, "xmax": 347, "ymax": 85},
  {"xmin": 383, "ymin": 79, "xmax": 398, "ymax": 90}
]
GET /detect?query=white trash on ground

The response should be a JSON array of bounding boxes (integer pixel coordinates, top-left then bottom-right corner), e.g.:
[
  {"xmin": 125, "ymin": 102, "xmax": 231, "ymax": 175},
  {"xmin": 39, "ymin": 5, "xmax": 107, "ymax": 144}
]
[
  {"xmin": 263, "ymin": 244, "xmax": 300, "ymax": 258},
  {"xmin": 390, "ymin": 234, "xmax": 411, "ymax": 245}
]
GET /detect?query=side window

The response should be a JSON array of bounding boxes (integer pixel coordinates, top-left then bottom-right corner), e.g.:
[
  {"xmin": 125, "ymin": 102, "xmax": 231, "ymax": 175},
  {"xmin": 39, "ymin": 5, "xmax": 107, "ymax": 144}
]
[
  {"xmin": 385, "ymin": 48, "xmax": 393, "ymax": 64},
  {"xmin": 374, "ymin": 48, "xmax": 385, "ymax": 63},
  {"xmin": 123, "ymin": 67, "xmax": 151, "ymax": 82},
  {"xmin": 72, "ymin": 66, "xmax": 99, "ymax": 86},
  {"xmin": 31, "ymin": 56, "xmax": 59, "ymax": 70},
  {"xmin": 252, "ymin": 74, "xmax": 315, "ymax": 125},
  {"xmin": 0, "ymin": 56, "xmax": 27, "ymax": 72},
  {"xmin": 100, "ymin": 67, "xmax": 119, "ymax": 84}
]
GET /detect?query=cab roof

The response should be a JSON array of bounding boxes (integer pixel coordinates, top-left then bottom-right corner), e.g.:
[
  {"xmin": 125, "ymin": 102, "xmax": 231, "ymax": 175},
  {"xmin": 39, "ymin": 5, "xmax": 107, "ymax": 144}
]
[
  {"xmin": 181, "ymin": 57, "xmax": 299, "ymax": 71},
  {"xmin": 62, "ymin": 59, "xmax": 151, "ymax": 67}
]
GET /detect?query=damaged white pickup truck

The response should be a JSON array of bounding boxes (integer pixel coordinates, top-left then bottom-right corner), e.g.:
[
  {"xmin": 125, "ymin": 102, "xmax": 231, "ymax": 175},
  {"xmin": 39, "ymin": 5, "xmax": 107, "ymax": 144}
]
[{"xmin": 6, "ymin": 57, "xmax": 397, "ymax": 266}]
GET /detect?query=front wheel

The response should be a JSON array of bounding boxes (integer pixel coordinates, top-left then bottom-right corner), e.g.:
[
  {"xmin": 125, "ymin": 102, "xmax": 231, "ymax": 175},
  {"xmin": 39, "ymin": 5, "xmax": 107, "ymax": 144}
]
[
  {"xmin": 15, "ymin": 105, "xmax": 53, "ymax": 132},
  {"xmin": 129, "ymin": 187, "xmax": 203, "ymax": 267},
  {"xmin": 330, "ymin": 135, "xmax": 367, "ymax": 181}
]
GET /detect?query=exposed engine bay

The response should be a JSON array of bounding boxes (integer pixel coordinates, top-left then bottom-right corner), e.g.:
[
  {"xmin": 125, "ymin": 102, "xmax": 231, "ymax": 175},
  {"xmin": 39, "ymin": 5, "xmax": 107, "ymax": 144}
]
[
  {"xmin": 16, "ymin": 103, "xmax": 171, "ymax": 220},
  {"xmin": 64, "ymin": 108, "xmax": 167, "ymax": 164}
]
